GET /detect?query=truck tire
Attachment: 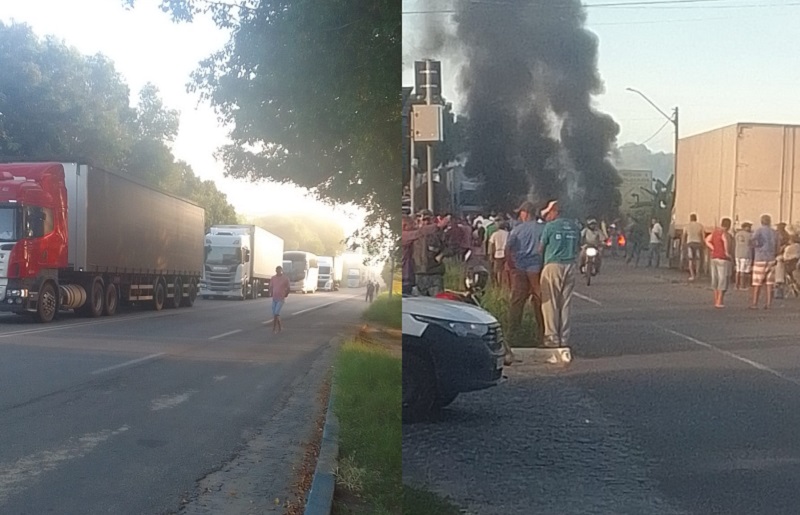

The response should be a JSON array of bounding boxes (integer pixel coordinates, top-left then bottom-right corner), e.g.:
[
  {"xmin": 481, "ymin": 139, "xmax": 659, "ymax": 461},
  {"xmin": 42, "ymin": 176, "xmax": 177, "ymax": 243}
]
[
  {"xmin": 35, "ymin": 281, "xmax": 58, "ymax": 323},
  {"xmin": 251, "ymin": 280, "xmax": 260, "ymax": 299},
  {"xmin": 78, "ymin": 277, "xmax": 104, "ymax": 318},
  {"xmin": 168, "ymin": 278, "xmax": 182, "ymax": 309},
  {"xmin": 402, "ymin": 351, "xmax": 437, "ymax": 423},
  {"xmin": 152, "ymin": 279, "xmax": 165, "ymax": 311},
  {"xmin": 181, "ymin": 279, "xmax": 197, "ymax": 307},
  {"xmin": 103, "ymin": 282, "xmax": 118, "ymax": 316}
]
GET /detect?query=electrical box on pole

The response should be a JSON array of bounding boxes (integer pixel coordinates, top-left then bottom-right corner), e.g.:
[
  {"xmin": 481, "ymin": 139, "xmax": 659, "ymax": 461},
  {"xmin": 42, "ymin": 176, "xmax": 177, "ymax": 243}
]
[{"xmin": 411, "ymin": 105, "xmax": 444, "ymax": 142}]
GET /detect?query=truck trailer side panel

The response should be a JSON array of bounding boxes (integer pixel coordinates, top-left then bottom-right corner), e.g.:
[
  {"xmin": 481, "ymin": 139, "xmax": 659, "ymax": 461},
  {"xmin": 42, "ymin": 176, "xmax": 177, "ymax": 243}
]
[
  {"xmin": 70, "ymin": 165, "xmax": 204, "ymax": 274},
  {"xmin": 675, "ymin": 123, "xmax": 800, "ymax": 232},
  {"xmin": 251, "ymin": 226, "xmax": 284, "ymax": 280}
]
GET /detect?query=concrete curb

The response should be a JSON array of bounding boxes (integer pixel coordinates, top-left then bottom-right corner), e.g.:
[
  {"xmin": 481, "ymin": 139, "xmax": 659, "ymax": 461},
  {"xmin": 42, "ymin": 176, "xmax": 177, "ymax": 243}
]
[{"xmin": 303, "ymin": 380, "xmax": 339, "ymax": 515}]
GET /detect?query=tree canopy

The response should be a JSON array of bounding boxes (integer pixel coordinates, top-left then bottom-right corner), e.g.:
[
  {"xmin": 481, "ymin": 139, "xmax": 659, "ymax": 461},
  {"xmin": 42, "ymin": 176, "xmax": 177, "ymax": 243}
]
[
  {"xmin": 126, "ymin": 0, "xmax": 401, "ymax": 245},
  {"xmin": 0, "ymin": 21, "xmax": 237, "ymax": 229},
  {"xmin": 247, "ymin": 213, "xmax": 345, "ymax": 256}
]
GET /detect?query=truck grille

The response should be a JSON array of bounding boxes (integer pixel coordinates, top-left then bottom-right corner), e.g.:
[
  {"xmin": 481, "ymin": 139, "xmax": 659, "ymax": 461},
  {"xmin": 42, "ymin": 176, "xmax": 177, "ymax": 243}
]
[
  {"xmin": 206, "ymin": 271, "xmax": 236, "ymax": 290},
  {"xmin": 483, "ymin": 322, "xmax": 504, "ymax": 353}
]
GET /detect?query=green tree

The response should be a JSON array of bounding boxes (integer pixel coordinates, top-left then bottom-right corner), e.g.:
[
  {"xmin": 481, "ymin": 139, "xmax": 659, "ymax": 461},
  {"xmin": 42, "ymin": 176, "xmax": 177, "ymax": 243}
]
[
  {"xmin": 248, "ymin": 214, "xmax": 345, "ymax": 256},
  {"xmin": 0, "ymin": 22, "xmax": 134, "ymax": 168},
  {"xmin": 125, "ymin": 0, "xmax": 401, "ymax": 254}
]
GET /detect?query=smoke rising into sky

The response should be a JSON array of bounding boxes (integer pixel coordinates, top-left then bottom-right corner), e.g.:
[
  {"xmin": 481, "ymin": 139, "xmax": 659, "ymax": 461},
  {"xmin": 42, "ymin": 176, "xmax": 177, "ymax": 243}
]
[{"xmin": 422, "ymin": 0, "xmax": 622, "ymax": 219}]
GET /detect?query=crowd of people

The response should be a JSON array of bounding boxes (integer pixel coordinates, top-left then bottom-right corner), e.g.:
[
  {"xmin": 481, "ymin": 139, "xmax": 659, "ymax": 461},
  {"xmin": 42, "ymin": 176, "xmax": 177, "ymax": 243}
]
[
  {"xmin": 681, "ymin": 213, "xmax": 800, "ymax": 309},
  {"xmin": 402, "ymin": 199, "xmax": 583, "ymax": 348}
]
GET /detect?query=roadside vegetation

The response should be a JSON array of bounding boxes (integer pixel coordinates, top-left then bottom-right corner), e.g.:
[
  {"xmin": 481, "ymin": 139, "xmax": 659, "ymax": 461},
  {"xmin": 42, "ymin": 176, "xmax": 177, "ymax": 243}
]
[
  {"xmin": 402, "ymin": 485, "xmax": 462, "ymax": 515},
  {"xmin": 445, "ymin": 261, "xmax": 541, "ymax": 347},
  {"xmin": 332, "ymin": 340, "xmax": 401, "ymax": 514},
  {"xmin": 363, "ymin": 293, "xmax": 402, "ymax": 329}
]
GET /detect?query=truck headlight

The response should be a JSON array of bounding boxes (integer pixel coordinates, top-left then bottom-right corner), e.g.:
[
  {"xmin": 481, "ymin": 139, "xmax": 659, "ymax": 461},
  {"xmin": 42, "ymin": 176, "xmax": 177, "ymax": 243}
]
[{"xmin": 412, "ymin": 315, "xmax": 489, "ymax": 338}]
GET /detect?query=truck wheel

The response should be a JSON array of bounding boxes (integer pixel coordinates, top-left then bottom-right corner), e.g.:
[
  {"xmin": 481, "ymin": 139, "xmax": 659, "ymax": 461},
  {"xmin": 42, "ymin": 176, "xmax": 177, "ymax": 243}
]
[
  {"xmin": 181, "ymin": 279, "xmax": 197, "ymax": 307},
  {"xmin": 103, "ymin": 282, "xmax": 118, "ymax": 316},
  {"xmin": 251, "ymin": 280, "xmax": 260, "ymax": 299},
  {"xmin": 35, "ymin": 281, "xmax": 58, "ymax": 323},
  {"xmin": 402, "ymin": 351, "xmax": 437, "ymax": 423},
  {"xmin": 152, "ymin": 280, "xmax": 165, "ymax": 311},
  {"xmin": 168, "ymin": 278, "xmax": 182, "ymax": 309},
  {"xmin": 78, "ymin": 277, "xmax": 104, "ymax": 318}
]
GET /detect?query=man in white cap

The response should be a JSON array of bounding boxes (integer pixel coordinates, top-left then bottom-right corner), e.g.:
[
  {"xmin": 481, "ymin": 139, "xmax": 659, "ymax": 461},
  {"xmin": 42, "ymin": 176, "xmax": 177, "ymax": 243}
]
[{"xmin": 538, "ymin": 200, "xmax": 581, "ymax": 348}]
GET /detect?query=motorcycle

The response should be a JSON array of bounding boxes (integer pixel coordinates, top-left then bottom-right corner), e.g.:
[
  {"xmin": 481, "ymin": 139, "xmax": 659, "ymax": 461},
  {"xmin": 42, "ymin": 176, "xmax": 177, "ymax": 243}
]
[
  {"xmin": 435, "ymin": 258, "xmax": 515, "ymax": 365},
  {"xmin": 584, "ymin": 246, "xmax": 600, "ymax": 286}
]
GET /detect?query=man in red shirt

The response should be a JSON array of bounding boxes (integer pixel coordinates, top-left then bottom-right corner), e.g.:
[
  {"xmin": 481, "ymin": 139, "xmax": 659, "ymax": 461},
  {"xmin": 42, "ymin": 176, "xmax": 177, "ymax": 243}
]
[
  {"xmin": 705, "ymin": 217, "xmax": 733, "ymax": 308},
  {"xmin": 269, "ymin": 265, "xmax": 291, "ymax": 333}
]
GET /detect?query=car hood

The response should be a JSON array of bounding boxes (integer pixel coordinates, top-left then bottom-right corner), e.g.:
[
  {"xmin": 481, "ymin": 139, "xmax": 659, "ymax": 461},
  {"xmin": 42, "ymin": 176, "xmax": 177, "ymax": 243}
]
[{"xmin": 402, "ymin": 296, "xmax": 498, "ymax": 325}]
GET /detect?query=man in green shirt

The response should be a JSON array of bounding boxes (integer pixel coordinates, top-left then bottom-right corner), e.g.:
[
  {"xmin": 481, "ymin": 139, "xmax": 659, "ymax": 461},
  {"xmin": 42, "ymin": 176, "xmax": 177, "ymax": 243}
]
[{"xmin": 538, "ymin": 200, "xmax": 580, "ymax": 348}]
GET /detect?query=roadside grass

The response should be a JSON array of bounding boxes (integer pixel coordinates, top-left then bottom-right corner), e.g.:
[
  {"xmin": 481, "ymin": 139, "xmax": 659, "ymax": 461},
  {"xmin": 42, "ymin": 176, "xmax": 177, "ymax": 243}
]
[
  {"xmin": 363, "ymin": 293, "xmax": 401, "ymax": 329},
  {"xmin": 332, "ymin": 340, "xmax": 402, "ymax": 514},
  {"xmin": 402, "ymin": 485, "xmax": 463, "ymax": 515},
  {"xmin": 444, "ymin": 261, "xmax": 541, "ymax": 347}
]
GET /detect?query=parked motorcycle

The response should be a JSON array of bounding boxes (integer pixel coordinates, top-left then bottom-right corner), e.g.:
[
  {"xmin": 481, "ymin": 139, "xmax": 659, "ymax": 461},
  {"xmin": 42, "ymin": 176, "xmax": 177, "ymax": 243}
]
[
  {"xmin": 435, "ymin": 262, "xmax": 515, "ymax": 364},
  {"xmin": 583, "ymin": 246, "xmax": 600, "ymax": 286}
]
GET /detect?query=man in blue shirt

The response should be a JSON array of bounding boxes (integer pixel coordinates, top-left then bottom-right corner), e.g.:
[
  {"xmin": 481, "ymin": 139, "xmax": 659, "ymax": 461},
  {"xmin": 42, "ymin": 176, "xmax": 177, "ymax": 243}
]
[
  {"xmin": 538, "ymin": 200, "xmax": 581, "ymax": 348},
  {"xmin": 505, "ymin": 200, "xmax": 546, "ymax": 346},
  {"xmin": 750, "ymin": 214, "xmax": 779, "ymax": 309}
]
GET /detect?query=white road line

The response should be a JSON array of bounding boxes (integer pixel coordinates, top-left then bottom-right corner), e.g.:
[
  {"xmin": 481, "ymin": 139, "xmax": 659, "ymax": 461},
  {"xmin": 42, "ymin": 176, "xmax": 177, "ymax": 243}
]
[
  {"xmin": 657, "ymin": 325, "xmax": 800, "ymax": 387},
  {"xmin": 575, "ymin": 292, "xmax": 602, "ymax": 306},
  {"xmin": 151, "ymin": 390, "xmax": 198, "ymax": 411},
  {"xmin": 0, "ymin": 425, "xmax": 129, "ymax": 504},
  {"xmin": 208, "ymin": 329, "xmax": 242, "ymax": 340},
  {"xmin": 291, "ymin": 300, "xmax": 341, "ymax": 316},
  {"xmin": 90, "ymin": 353, "xmax": 165, "ymax": 375}
]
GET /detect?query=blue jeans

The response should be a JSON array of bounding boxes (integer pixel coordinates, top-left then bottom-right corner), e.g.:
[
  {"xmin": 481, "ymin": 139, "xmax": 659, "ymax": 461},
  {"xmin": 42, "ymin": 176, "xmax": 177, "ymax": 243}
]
[
  {"xmin": 272, "ymin": 299, "xmax": 285, "ymax": 316},
  {"xmin": 648, "ymin": 243, "xmax": 662, "ymax": 268}
]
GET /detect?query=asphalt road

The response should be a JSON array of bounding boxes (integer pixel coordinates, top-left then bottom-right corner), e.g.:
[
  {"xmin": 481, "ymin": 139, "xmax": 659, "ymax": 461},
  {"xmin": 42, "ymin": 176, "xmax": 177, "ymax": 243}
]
[
  {"xmin": 0, "ymin": 288, "xmax": 365, "ymax": 514},
  {"xmin": 403, "ymin": 259, "xmax": 800, "ymax": 515}
]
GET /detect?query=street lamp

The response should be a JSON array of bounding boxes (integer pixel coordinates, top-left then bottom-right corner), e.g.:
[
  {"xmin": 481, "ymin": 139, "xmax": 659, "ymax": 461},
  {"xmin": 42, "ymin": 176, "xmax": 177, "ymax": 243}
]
[{"xmin": 625, "ymin": 87, "xmax": 679, "ymax": 198}]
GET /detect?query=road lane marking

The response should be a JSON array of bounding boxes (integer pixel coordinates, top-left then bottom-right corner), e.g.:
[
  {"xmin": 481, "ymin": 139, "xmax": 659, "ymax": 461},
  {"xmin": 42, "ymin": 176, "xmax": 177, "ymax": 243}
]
[
  {"xmin": 0, "ymin": 425, "xmax": 129, "ymax": 504},
  {"xmin": 657, "ymin": 325, "xmax": 800, "ymax": 387},
  {"xmin": 213, "ymin": 375, "xmax": 227, "ymax": 382},
  {"xmin": 208, "ymin": 329, "xmax": 242, "ymax": 340},
  {"xmin": 575, "ymin": 292, "xmax": 602, "ymax": 305},
  {"xmin": 0, "ymin": 311, "xmax": 178, "ymax": 339},
  {"xmin": 90, "ymin": 353, "xmax": 165, "ymax": 375},
  {"xmin": 151, "ymin": 390, "xmax": 198, "ymax": 411},
  {"xmin": 291, "ymin": 300, "xmax": 343, "ymax": 316}
]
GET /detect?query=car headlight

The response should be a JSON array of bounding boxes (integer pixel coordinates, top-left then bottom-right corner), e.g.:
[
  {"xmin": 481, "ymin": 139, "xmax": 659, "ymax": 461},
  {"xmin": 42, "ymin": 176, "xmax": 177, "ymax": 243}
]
[
  {"xmin": 412, "ymin": 315, "xmax": 489, "ymax": 338},
  {"xmin": 586, "ymin": 247, "xmax": 598, "ymax": 257}
]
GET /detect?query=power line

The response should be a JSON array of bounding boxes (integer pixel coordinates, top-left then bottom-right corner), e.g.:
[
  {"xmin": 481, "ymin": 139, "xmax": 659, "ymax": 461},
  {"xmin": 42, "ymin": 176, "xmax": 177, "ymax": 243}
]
[{"xmin": 640, "ymin": 119, "xmax": 672, "ymax": 145}]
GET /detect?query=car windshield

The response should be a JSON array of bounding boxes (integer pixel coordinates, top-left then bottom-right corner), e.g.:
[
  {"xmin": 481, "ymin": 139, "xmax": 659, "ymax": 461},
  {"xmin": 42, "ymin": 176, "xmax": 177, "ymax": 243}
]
[
  {"xmin": 205, "ymin": 246, "xmax": 241, "ymax": 265},
  {"xmin": 0, "ymin": 206, "xmax": 19, "ymax": 242}
]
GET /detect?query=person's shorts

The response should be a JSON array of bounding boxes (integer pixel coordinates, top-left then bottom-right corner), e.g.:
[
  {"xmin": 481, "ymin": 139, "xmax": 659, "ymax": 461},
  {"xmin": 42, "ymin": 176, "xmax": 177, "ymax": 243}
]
[
  {"xmin": 736, "ymin": 258, "xmax": 752, "ymax": 274},
  {"xmin": 687, "ymin": 242, "xmax": 702, "ymax": 260},
  {"xmin": 752, "ymin": 261, "xmax": 776, "ymax": 287},
  {"xmin": 272, "ymin": 299, "xmax": 285, "ymax": 316}
]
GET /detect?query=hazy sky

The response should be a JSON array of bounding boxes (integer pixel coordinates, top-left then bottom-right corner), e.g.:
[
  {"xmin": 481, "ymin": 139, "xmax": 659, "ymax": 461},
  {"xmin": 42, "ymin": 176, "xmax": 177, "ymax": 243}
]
[
  {"xmin": 403, "ymin": 0, "xmax": 800, "ymax": 154},
  {"xmin": 0, "ymin": 0, "xmax": 364, "ymax": 235}
]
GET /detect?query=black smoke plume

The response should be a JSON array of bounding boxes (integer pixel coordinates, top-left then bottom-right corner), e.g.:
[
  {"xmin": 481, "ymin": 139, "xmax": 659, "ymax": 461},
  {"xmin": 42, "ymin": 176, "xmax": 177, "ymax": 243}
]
[{"xmin": 431, "ymin": 0, "xmax": 622, "ymax": 219}]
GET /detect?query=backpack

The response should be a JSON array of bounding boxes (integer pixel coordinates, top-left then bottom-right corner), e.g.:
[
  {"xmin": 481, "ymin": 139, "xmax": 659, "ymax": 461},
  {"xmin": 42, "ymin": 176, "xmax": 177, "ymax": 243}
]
[{"xmin": 413, "ymin": 227, "xmax": 445, "ymax": 274}]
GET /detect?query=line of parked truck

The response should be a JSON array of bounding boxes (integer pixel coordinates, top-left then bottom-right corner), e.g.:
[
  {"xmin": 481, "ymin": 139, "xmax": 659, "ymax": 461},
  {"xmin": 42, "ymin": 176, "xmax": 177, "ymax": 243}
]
[{"xmin": 0, "ymin": 161, "xmax": 371, "ymax": 323}]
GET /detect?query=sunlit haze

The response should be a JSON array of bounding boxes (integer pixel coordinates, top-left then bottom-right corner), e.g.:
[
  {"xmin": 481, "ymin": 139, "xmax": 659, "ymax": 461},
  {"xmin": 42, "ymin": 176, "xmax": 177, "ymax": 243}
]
[
  {"xmin": 403, "ymin": 0, "xmax": 800, "ymax": 154},
  {"xmin": 0, "ymin": 0, "xmax": 364, "ymax": 237}
]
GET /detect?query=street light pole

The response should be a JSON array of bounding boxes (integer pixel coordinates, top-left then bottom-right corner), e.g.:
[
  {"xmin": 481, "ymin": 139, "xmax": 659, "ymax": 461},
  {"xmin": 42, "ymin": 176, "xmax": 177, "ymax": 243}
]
[{"xmin": 626, "ymin": 87, "xmax": 679, "ymax": 262}]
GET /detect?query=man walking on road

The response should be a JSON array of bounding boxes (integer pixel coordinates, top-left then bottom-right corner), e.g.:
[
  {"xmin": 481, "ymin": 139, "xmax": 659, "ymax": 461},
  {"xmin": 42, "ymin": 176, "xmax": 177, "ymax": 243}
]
[
  {"xmin": 647, "ymin": 217, "xmax": 664, "ymax": 268},
  {"xmin": 538, "ymin": 200, "xmax": 580, "ymax": 348},
  {"xmin": 750, "ymin": 214, "xmax": 779, "ymax": 310},
  {"xmin": 685, "ymin": 214, "xmax": 705, "ymax": 281},
  {"xmin": 734, "ymin": 222, "xmax": 753, "ymax": 290},
  {"xmin": 269, "ymin": 265, "xmax": 290, "ymax": 333},
  {"xmin": 366, "ymin": 281, "xmax": 375, "ymax": 302},
  {"xmin": 506, "ymin": 201, "xmax": 546, "ymax": 347},
  {"xmin": 705, "ymin": 217, "xmax": 733, "ymax": 308}
]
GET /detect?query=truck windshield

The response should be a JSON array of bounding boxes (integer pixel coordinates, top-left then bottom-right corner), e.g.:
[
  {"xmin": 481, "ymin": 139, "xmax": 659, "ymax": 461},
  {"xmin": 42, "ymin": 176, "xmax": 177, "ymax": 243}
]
[
  {"xmin": 205, "ymin": 246, "xmax": 242, "ymax": 265},
  {"xmin": 0, "ymin": 206, "xmax": 20, "ymax": 242},
  {"xmin": 319, "ymin": 266, "xmax": 331, "ymax": 274}
]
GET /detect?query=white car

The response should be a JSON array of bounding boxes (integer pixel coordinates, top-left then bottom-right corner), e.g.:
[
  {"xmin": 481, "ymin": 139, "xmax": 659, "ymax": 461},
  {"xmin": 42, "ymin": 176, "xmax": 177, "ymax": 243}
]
[{"xmin": 402, "ymin": 295, "xmax": 506, "ymax": 421}]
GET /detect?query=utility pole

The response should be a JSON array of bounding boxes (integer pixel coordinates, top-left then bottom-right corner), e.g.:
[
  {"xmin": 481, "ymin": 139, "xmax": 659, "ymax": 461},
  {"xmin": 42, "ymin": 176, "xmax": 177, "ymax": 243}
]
[
  {"xmin": 410, "ymin": 135, "xmax": 416, "ymax": 214},
  {"xmin": 425, "ymin": 59, "xmax": 435, "ymax": 213}
]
